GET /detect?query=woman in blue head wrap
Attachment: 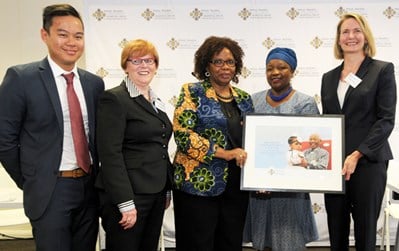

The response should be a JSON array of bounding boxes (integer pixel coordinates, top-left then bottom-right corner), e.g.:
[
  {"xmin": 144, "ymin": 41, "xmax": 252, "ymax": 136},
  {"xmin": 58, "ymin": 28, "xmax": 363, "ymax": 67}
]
[
  {"xmin": 243, "ymin": 47, "xmax": 320, "ymax": 251},
  {"xmin": 264, "ymin": 47, "xmax": 298, "ymax": 105}
]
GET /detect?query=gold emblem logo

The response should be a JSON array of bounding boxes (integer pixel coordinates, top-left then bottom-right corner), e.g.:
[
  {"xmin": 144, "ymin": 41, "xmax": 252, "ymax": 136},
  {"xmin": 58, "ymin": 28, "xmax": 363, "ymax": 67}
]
[
  {"xmin": 190, "ymin": 8, "xmax": 203, "ymax": 20},
  {"xmin": 142, "ymin": 8, "xmax": 155, "ymax": 21},
  {"xmin": 238, "ymin": 8, "xmax": 251, "ymax": 20},
  {"xmin": 96, "ymin": 67, "xmax": 108, "ymax": 79},
  {"xmin": 286, "ymin": 7, "xmax": 299, "ymax": 20},
  {"xmin": 241, "ymin": 66, "xmax": 251, "ymax": 79},
  {"xmin": 312, "ymin": 202, "xmax": 322, "ymax": 214},
  {"xmin": 92, "ymin": 8, "xmax": 106, "ymax": 21},
  {"xmin": 262, "ymin": 37, "xmax": 275, "ymax": 49},
  {"xmin": 313, "ymin": 94, "xmax": 321, "ymax": 105},
  {"xmin": 383, "ymin": 6, "xmax": 396, "ymax": 19},
  {"xmin": 166, "ymin": 38, "xmax": 180, "ymax": 50},
  {"xmin": 119, "ymin": 38, "xmax": 130, "ymax": 48},
  {"xmin": 334, "ymin": 7, "xmax": 347, "ymax": 18},
  {"xmin": 310, "ymin": 36, "xmax": 323, "ymax": 49},
  {"xmin": 169, "ymin": 95, "xmax": 178, "ymax": 107}
]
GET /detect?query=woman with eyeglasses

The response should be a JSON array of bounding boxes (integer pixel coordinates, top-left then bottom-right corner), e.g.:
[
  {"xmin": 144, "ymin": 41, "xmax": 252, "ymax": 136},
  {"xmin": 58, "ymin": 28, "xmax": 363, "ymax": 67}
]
[
  {"xmin": 95, "ymin": 39, "xmax": 173, "ymax": 251},
  {"xmin": 172, "ymin": 36, "xmax": 254, "ymax": 251}
]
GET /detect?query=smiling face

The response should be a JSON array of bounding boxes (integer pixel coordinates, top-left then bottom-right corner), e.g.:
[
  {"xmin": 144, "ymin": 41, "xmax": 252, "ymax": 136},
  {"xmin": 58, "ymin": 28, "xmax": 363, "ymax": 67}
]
[
  {"xmin": 338, "ymin": 17, "xmax": 366, "ymax": 56},
  {"xmin": 208, "ymin": 47, "xmax": 236, "ymax": 87},
  {"xmin": 41, "ymin": 15, "xmax": 84, "ymax": 71},
  {"xmin": 308, "ymin": 134, "xmax": 321, "ymax": 149},
  {"xmin": 125, "ymin": 54, "xmax": 157, "ymax": 88},
  {"xmin": 266, "ymin": 59, "xmax": 293, "ymax": 94}
]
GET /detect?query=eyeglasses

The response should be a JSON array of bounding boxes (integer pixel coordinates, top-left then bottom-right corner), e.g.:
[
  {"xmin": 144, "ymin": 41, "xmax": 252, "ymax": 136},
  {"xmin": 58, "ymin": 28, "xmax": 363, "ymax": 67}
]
[
  {"xmin": 127, "ymin": 58, "xmax": 156, "ymax": 65},
  {"xmin": 209, "ymin": 59, "xmax": 236, "ymax": 67}
]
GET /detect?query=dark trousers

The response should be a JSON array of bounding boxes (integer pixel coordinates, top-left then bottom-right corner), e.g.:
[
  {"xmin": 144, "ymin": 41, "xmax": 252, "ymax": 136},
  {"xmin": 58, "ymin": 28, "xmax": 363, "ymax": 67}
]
[
  {"xmin": 101, "ymin": 192, "xmax": 166, "ymax": 251},
  {"xmin": 325, "ymin": 161, "xmax": 387, "ymax": 251},
  {"xmin": 30, "ymin": 175, "xmax": 99, "ymax": 251},
  {"xmin": 173, "ymin": 165, "xmax": 248, "ymax": 251}
]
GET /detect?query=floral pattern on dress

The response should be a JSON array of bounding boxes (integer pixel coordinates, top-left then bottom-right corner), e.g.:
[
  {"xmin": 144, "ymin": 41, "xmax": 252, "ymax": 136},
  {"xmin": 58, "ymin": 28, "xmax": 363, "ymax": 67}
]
[{"xmin": 173, "ymin": 81, "xmax": 253, "ymax": 196}]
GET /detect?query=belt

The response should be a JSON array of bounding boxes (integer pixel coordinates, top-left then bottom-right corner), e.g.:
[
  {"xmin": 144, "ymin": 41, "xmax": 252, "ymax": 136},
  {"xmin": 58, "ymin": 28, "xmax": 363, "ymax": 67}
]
[{"xmin": 58, "ymin": 168, "xmax": 87, "ymax": 178}]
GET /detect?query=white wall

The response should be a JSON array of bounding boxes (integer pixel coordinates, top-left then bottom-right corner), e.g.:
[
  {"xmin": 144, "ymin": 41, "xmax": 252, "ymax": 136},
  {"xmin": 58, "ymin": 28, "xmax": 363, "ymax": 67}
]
[{"xmin": 0, "ymin": 0, "xmax": 84, "ymax": 81}]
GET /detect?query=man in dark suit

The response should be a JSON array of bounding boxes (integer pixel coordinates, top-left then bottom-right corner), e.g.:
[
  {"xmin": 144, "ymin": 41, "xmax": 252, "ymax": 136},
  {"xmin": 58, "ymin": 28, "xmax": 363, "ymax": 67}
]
[{"xmin": 0, "ymin": 4, "xmax": 104, "ymax": 251}]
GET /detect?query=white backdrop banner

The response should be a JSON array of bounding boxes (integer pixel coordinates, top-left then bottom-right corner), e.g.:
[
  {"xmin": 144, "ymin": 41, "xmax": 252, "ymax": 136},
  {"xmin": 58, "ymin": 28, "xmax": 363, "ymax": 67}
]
[{"xmin": 83, "ymin": 0, "xmax": 399, "ymax": 247}]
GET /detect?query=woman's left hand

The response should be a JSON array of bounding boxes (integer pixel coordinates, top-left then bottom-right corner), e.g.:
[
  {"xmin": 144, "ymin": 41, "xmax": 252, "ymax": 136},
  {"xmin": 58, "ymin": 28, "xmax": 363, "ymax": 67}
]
[
  {"xmin": 214, "ymin": 147, "xmax": 247, "ymax": 167},
  {"xmin": 232, "ymin": 148, "xmax": 247, "ymax": 168},
  {"xmin": 342, "ymin": 150, "xmax": 363, "ymax": 180}
]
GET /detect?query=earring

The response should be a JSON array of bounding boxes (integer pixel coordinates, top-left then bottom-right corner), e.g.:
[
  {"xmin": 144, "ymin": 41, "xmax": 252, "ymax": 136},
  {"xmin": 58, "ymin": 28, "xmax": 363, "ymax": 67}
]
[
  {"xmin": 205, "ymin": 71, "xmax": 210, "ymax": 77},
  {"xmin": 232, "ymin": 75, "xmax": 238, "ymax": 83}
]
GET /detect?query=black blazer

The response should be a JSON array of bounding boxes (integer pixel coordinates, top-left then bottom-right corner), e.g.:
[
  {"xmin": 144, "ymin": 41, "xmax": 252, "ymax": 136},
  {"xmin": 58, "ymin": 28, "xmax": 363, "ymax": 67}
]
[
  {"xmin": 321, "ymin": 56, "xmax": 396, "ymax": 161},
  {"xmin": 95, "ymin": 82, "xmax": 173, "ymax": 206},
  {"xmin": 0, "ymin": 58, "xmax": 105, "ymax": 220}
]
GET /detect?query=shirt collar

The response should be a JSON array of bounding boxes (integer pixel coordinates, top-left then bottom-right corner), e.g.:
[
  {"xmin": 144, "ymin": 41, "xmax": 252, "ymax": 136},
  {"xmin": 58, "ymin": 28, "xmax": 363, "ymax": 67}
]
[
  {"xmin": 124, "ymin": 75, "xmax": 158, "ymax": 103},
  {"xmin": 47, "ymin": 56, "xmax": 79, "ymax": 78}
]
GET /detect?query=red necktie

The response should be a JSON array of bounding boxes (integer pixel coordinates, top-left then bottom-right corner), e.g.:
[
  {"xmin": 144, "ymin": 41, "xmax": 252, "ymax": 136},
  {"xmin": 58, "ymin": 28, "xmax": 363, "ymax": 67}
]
[{"xmin": 62, "ymin": 73, "xmax": 91, "ymax": 173}]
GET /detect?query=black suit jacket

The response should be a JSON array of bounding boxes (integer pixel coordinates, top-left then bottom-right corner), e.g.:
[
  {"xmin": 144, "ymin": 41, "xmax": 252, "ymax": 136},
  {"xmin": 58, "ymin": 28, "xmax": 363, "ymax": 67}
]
[
  {"xmin": 95, "ymin": 82, "xmax": 173, "ymax": 206},
  {"xmin": 0, "ymin": 58, "xmax": 104, "ymax": 220},
  {"xmin": 321, "ymin": 56, "xmax": 396, "ymax": 161}
]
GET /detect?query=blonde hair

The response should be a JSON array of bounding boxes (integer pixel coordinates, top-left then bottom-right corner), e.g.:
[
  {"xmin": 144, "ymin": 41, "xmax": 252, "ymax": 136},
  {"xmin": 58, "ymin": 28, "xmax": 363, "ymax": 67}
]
[
  {"xmin": 333, "ymin": 13, "xmax": 376, "ymax": 59},
  {"xmin": 120, "ymin": 39, "xmax": 159, "ymax": 70}
]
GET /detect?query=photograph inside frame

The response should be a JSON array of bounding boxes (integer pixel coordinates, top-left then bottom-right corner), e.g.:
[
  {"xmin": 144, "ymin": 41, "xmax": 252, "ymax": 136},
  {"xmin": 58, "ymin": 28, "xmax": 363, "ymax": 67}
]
[{"xmin": 241, "ymin": 114, "xmax": 345, "ymax": 193}]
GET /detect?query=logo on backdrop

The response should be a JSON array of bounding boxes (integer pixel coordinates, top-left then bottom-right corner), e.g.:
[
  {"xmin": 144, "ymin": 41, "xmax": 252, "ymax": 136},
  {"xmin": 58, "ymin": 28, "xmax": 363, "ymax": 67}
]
[
  {"xmin": 92, "ymin": 8, "xmax": 106, "ymax": 21},
  {"xmin": 167, "ymin": 38, "xmax": 180, "ymax": 50},
  {"xmin": 142, "ymin": 8, "xmax": 155, "ymax": 20},
  {"xmin": 119, "ymin": 39, "xmax": 129, "ymax": 48},
  {"xmin": 287, "ymin": 7, "xmax": 299, "ymax": 20},
  {"xmin": 190, "ymin": 8, "xmax": 203, "ymax": 20},
  {"xmin": 262, "ymin": 37, "xmax": 275, "ymax": 49},
  {"xmin": 310, "ymin": 36, "xmax": 323, "ymax": 49},
  {"xmin": 383, "ymin": 6, "xmax": 396, "ymax": 19},
  {"xmin": 238, "ymin": 8, "xmax": 251, "ymax": 20}
]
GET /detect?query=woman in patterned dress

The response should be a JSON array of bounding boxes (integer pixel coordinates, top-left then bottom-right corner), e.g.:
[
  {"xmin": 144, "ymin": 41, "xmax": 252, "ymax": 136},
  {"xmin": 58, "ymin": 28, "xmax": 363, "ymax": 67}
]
[{"xmin": 172, "ymin": 36, "xmax": 254, "ymax": 251}]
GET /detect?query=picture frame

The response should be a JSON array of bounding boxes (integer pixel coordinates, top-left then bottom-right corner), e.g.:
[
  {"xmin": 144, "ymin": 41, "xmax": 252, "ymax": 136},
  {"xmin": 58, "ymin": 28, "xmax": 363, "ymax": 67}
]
[{"xmin": 241, "ymin": 114, "xmax": 345, "ymax": 193}]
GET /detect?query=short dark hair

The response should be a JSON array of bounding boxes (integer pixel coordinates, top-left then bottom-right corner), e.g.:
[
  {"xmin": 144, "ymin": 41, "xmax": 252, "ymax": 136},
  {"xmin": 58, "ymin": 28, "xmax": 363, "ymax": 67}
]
[
  {"xmin": 193, "ymin": 36, "xmax": 244, "ymax": 83},
  {"xmin": 288, "ymin": 136, "xmax": 298, "ymax": 145},
  {"xmin": 42, "ymin": 4, "xmax": 83, "ymax": 33}
]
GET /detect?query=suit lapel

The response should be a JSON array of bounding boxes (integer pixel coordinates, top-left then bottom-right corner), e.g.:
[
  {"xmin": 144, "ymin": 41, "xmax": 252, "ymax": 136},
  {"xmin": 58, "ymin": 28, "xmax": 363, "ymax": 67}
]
[
  {"xmin": 328, "ymin": 66, "xmax": 344, "ymax": 112},
  {"xmin": 134, "ymin": 95, "xmax": 157, "ymax": 114},
  {"xmin": 355, "ymin": 56, "xmax": 371, "ymax": 79},
  {"xmin": 134, "ymin": 93, "xmax": 171, "ymax": 125},
  {"xmin": 342, "ymin": 57, "xmax": 370, "ymax": 109},
  {"xmin": 39, "ymin": 58, "xmax": 63, "ymax": 131},
  {"xmin": 121, "ymin": 81, "xmax": 171, "ymax": 125},
  {"xmin": 78, "ymin": 69, "xmax": 95, "ymax": 145}
]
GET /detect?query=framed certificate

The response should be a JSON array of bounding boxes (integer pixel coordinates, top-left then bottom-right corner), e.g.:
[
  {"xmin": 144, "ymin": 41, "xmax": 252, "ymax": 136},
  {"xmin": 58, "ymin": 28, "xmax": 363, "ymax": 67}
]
[{"xmin": 241, "ymin": 114, "xmax": 344, "ymax": 193}]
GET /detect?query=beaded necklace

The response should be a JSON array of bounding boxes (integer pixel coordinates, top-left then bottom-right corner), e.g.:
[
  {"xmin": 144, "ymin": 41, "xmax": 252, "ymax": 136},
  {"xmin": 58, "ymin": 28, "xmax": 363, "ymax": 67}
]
[
  {"xmin": 268, "ymin": 86, "xmax": 293, "ymax": 102},
  {"xmin": 215, "ymin": 90, "xmax": 233, "ymax": 101}
]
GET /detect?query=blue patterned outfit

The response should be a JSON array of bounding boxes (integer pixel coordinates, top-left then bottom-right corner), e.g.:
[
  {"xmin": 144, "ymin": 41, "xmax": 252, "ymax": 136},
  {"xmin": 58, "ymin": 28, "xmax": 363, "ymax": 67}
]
[{"xmin": 173, "ymin": 81, "xmax": 253, "ymax": 196}]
